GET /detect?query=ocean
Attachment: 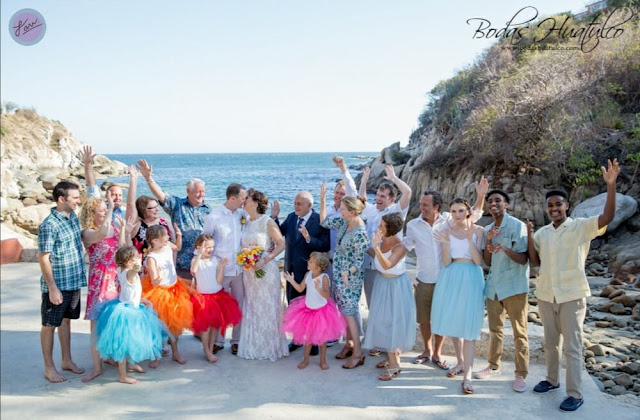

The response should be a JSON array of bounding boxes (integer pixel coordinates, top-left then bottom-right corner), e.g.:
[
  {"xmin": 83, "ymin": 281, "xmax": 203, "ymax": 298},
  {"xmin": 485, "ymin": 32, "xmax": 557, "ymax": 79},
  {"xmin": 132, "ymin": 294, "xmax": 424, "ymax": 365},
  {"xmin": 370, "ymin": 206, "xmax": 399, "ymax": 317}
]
[{"xmin": 104, "ymin": 152, "xmax": 375, "ymax": 217}]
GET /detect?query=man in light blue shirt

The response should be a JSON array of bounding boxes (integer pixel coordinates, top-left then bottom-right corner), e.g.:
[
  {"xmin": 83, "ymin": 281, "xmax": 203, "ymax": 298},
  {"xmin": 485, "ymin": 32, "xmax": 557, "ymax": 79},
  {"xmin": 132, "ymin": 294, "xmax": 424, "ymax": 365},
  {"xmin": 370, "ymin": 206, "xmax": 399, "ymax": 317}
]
[{"xmin": 473, "ymin": 189, "xmax": 530, "ymax": 393}]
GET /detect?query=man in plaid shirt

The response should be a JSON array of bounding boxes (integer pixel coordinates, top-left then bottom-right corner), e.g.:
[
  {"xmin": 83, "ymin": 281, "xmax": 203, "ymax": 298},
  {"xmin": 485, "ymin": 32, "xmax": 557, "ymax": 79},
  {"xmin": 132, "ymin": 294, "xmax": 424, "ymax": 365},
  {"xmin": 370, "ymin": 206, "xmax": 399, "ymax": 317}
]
[{"xmin": 38, "ymin": 181, "xmax": 87, "ymax": 383}]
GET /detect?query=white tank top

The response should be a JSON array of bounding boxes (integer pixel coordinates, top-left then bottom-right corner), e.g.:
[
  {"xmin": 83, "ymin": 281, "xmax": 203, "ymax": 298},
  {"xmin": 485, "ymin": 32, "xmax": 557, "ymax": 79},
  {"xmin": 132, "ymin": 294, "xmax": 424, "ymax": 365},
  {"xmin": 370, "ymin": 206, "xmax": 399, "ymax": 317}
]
[
  {"xmin": 304, "ymin": 272, "xmax": 328, "ymax": 310},
  {"xmin": 449, "ymin": 233, "xmax": 476, "ymax": 260},
  {"xmin": 194, "ymin": 258, "xmax": 223, "ymax": 294},
  {"xmin": 373, "ymin": 246, "xmax": 406, "ymax": 276},
  {"xmin": 118, "ymin": 269, "xmax": 142, "ymax": 306},
  {"xmin": 145, "ymin": 245, "xmax": 177, "ymax": 286}
]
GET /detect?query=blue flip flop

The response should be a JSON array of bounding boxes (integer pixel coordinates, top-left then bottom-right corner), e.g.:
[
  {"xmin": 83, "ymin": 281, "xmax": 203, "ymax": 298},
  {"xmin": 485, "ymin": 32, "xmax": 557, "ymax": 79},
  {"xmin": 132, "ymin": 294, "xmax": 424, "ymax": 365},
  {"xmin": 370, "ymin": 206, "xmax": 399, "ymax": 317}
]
[
  {"xmin": 433, "ymin": 358, "xmax": 451, "ymax": 370},
  {"xmin": 411, "ymin": 355, "xmax": 431, "ymax": 364}
]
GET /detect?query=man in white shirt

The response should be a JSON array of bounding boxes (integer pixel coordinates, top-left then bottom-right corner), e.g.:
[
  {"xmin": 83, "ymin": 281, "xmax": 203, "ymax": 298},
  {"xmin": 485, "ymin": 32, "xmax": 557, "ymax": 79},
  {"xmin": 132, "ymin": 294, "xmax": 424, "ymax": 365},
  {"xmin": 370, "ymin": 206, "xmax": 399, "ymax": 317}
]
[
  {"xmin": 403, "ymin": 182, "xmax": 487, "ymax": 368},
  {"xmin": 202, "ymin": 183, "xmax": 247, "ymax": 356}
]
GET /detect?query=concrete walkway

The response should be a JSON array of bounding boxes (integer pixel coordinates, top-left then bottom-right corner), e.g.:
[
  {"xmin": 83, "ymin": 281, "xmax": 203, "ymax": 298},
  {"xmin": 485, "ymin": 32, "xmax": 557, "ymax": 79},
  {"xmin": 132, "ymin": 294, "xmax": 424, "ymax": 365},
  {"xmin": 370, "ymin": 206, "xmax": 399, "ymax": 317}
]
[{"xmin": 1, "ymin": 262, "xmax": 637, "ymax": 419}]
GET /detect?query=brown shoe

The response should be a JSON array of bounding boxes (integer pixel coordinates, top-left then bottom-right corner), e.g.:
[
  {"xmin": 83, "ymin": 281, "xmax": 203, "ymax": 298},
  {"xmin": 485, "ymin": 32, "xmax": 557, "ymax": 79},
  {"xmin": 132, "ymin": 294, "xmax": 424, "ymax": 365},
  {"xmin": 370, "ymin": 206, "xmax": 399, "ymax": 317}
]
[
  {"xmin": 231, "ymin": 344, "xmax": 239, "ymax": 355},
  {"xmin": 212, "ymin": 345, "xmax": 224, "ymax": 354}
]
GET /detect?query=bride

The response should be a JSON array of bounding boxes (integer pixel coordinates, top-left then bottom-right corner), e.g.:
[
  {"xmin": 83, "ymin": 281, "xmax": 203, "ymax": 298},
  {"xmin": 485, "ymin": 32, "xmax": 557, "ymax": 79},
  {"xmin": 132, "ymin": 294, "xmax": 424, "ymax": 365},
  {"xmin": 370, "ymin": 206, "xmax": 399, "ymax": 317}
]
[{"xmin": 237, "ymin": 188, "xmax": 289, "ymax": 361}]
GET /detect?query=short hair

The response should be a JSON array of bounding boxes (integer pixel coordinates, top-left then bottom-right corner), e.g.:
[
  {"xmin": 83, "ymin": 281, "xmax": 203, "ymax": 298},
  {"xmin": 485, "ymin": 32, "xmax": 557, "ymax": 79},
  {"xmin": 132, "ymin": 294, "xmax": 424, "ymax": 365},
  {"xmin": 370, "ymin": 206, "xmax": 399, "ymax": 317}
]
[
  {"xmin": 136, "ymin": 195, "xmax": 158, "ymax": 219},
  {"xmin": 342, "ymin": 196, "xmax": 365, "ymax": 215},
  {"xmin": 378, "ymin": 183, "xmax": 397, "ymax": 199},
  {"xmin": 115, "ymin": 246, "xmax": 138, "ymax": 268},
  {"xmin": 247, "ymin": 188, "xmax": 268, "ymax": 214},
  {"xmin": 79, "ymin": 197, "xmax": 103, "ymax": 230},
  {"xmin": 186, "ymin": 178, "xmax": 205, "ymax": 190},
  {"xmin": 53, "ymin": 181, "xmax": 79, "ymax": 202},
  {"xmin": 106, "ymin": 184, "xmax": 123, "ymax": 194},
  {"xmin": 382, "ymin": 213, "xmax": 404, "ymax": 236},
  {"xmin": 194, "ymin": 233, "xmax": 213, "ymax": 249},
  {"xmin": 334, "ymin": 180, "xmax": 346, "ymax": 190},
  {"xmin": 450, "ymin": 197, "xmax": 472, "ymax": 218},
  {"xmin": 487, "ymin": 189, "xmax": 510, "ymax": 204},
  {"xmin": 422, "ymin": 190, "xmax": 443, "ymax": 211},
  {"xmin": 545, "ymin": 189, "xmax": 569, "ymax": 201},
  {"xmin": 297, "ymin": 191, "xmax": 314, "ymax": 206},
  {"xmin": 226, "ymin": 183, "xmax": 246, "ymax": 199},
  {"xmin": 310, "ymin": 251, "xmax": 330, "ymax": 272},
  {"xmin": 146, "ymin": 224, "xmax": 168, "ymax": 244}
]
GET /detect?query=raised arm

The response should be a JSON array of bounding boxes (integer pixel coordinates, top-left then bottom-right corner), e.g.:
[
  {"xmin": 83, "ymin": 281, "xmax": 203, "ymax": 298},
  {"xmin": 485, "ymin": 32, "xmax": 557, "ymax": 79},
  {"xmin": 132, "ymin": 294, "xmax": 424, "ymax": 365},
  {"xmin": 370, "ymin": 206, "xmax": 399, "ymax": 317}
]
[
  {"xmin": 372, "ymin": 233, "xmax": 407, "ymax": 270},
  {"xmin": 473, "ymin": 176, "xmax": 488, "ymax": 213},
  {"xmin": 333, "ymin": 156, "xmax": 357, "ymax": 196},
  {"xmin": 384, "ymin": 165, "xmax": 411, "ymax": 210},
  {"xmin": 284, "ymin": 271, "xmax": 306, "ymax": 293},
  {"xmin": 598, "ymin": 158, "xmax": 620, "ymax": 229},
  {"xmin": 319, "ymin": 182, "xmax": 327, "ymax": 223},
  {"xmin": 137, "ymin": 159, "xmax": 167, "ymax": 205},
  {"xmin": 217, "ymin": 258, "xmax": 227, "ymax": 284},
  {"xmin": 358, "ymin": 166, "xmax": 370, "ymax": 200},
  {"xmin": 125, "ymin": 165, "xmax": 141, "ymax": 238},
  {"xmin": 526, "ymin": 220, "xmax": 540, "ymax": 267},
  {"xmin": 82, "ymin": 192, "xmax": 115, "ymax": 247},
  {"xmin": 80, "ymin": 145, "xmax": 100, "ymax": 198}
]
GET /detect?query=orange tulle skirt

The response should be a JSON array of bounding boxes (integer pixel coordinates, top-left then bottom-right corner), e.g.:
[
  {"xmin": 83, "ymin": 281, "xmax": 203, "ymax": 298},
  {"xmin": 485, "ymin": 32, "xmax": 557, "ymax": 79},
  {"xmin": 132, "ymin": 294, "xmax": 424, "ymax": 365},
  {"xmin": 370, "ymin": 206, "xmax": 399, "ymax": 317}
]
[{"xmin": 142, "ymin": 275, "xmax": 194, "ymax": 337}]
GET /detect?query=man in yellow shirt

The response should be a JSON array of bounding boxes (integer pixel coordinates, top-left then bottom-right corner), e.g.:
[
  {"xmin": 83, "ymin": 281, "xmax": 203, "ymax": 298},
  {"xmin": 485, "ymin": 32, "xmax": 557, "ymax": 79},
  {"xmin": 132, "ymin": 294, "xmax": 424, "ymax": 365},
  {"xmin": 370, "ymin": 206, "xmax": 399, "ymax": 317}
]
[{"xmin": 527, "ymin": 159, "xmax": 620, "ymax": 412}]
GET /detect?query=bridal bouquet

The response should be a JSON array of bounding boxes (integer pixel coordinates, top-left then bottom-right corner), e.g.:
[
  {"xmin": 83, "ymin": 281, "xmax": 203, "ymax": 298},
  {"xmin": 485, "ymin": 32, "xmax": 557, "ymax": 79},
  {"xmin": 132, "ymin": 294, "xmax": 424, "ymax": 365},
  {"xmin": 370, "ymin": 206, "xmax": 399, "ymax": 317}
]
[{"xmin": 237, "ymin": 246, "xmax": 265, "ymax": 278}]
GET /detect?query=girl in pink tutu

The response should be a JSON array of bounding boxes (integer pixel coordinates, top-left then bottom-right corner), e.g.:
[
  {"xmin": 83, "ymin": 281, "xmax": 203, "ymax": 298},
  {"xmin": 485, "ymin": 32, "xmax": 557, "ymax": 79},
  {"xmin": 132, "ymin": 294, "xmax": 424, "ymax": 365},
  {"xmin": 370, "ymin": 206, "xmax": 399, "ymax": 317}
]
[
  {"xmin": 282, "ymin": 252, "xmax": 346, "ymax": 370},
  {"xmin": 190, "ymin": 234, "xmax": 242, "ymax": 363}
]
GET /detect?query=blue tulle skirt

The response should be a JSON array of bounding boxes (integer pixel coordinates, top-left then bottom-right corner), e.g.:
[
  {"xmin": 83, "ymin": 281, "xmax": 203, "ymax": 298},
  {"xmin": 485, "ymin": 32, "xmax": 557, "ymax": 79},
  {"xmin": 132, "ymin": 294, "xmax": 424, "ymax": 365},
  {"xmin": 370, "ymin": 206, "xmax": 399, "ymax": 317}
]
[
  {"xmin": 431, "ymin": 262, "xmax": 485, "ymax": 341},
  {"xmin": 363, "ymin": 272, "xmax": 416, "ymax": 352},
  {"xmin": 95, "ymin": 299, "xmax": 168, "ymax": 364}
]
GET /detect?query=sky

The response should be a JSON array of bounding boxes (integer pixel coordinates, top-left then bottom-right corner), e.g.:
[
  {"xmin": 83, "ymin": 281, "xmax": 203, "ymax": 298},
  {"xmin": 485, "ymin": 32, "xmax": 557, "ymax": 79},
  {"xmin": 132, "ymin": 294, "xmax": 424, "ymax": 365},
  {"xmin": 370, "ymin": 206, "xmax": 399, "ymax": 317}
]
[{"xmin": 1, "ymin": 0, "xmax": 588, "ymax": 154}]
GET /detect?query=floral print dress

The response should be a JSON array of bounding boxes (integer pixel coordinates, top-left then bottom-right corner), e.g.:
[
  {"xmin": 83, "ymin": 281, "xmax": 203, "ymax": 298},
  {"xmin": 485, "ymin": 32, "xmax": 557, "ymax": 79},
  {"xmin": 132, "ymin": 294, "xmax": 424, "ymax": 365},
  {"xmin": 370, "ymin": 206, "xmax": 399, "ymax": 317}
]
[
  {"xmin": 320, "ymin": 217, "xmax": 369, "ymax": 316},
  {"xmin": 85, "ymin": 223, "xmax": 120, "ymax": 320}
]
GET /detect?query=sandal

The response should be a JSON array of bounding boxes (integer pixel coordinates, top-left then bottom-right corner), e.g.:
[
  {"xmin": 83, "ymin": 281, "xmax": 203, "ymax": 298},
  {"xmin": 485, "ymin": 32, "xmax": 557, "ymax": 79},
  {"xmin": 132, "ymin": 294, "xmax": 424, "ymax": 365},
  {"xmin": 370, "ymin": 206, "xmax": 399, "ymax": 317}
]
[
  {"xmin": 446, "ymin": 364, "xmax": 465, "ymax": 378},
  {"xmin": 376, "ymin": 360, "xmax": 389, "ymax": 369},
  {"xmin": 432, "ymin": 359, "xmax": 450, "ymax": 370},
  {"xmin": 378, "ymin": 367, "xmax": 402, "ymax": 381},
  {"xmin": 335, "ymin": 346, "xmax": 354, "ymax": 360},
  {"xmin": 342, "ymin": 354, "xmax": 365, "ymax": 369},
  {"xmin": 411, "ymin": 355, "xmax": 431, "ymax": 365},
  {"xmin": 369, "ymin": 349, "xmax": 381, "ymax": 356},
  {"xmin": 462, "ymin": 379, "xmax": 474, "ymax": 394}
]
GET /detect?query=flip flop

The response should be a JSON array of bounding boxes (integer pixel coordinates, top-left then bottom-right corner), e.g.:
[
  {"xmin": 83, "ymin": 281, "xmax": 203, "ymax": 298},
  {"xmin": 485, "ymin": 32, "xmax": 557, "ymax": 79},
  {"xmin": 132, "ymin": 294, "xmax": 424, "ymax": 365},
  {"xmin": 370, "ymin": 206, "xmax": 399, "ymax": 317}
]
[
  {"xmin": 369, "ymin": 349, "xmax": 381, "ymax": 356},
  {"xmin": 411, "ymin": 355, "xmax": 431, "ymax": 365},
  {"xmin": 376, "ymin": 360, "xmax": 390, "ymax": 369},
  {"xmin": 432, "ymin": 358, "xmax": 450, "ymax": 370},
  {"xmin": 462, "ymin": 379, "xmax": 474, "ymax": 394},
  {"xmin": 446, "ymin": 364, "xmax": 465, "ymax": 378}
]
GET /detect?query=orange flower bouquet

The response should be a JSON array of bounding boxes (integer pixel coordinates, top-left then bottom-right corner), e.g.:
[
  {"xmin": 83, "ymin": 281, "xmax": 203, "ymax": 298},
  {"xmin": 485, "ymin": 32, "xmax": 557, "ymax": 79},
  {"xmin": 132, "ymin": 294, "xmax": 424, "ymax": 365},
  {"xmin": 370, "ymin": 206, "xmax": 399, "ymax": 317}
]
[{"xmin": 237, "ymin": 246, "xmax": 265, "ymax": 278}]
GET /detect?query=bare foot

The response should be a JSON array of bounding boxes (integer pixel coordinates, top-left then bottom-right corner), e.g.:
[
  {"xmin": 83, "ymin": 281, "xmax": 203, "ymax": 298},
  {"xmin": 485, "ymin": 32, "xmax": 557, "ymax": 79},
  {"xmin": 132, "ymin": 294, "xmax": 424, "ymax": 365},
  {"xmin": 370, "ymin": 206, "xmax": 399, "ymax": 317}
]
[
  {"xmin": 104, "ymin": 359, "xmax": 118, "ymax": 367},
  {"xmin": 118, "ymin": 376, "xmax": 139, "ymax": 385},
  {"xmin": 81, "ymin": 369, "xmax": 102, "ymax": 383},
  {"xmin": 206, "ymin": 353, "xmax": 218, "ymax": 364},
  {"xmin": 61, "ymin": 361, "xmax": 85, "ymax": 374},
  {"xmin": 128, "ymin": 363, "xmax": 146, "ymax": 373},
  {"xmin": 172, "ymin": 354, "xmax": 187, "ymax": 365},
  {"xmin": 297, "ymin": 359, "xmax": 310, "ymax": 369},
  {"xmin": 149, "ymin": 360, "xmax": 159, "ymax": 369},
  {"xmin": 44, "ymin": 367, "xmax": 67, "ymax": 383},
  {"xmin": 320, "ymin": 362, "xmax": 330, "ymax": 370}
]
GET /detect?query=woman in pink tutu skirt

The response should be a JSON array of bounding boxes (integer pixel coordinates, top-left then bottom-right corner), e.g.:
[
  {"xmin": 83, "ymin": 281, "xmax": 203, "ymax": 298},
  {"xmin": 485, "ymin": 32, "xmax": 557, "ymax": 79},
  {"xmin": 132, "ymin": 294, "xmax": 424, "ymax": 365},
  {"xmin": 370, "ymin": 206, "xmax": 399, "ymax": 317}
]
[{"xmin": 281, "ymin": 252, "xmax": 346, "ymax": 370}]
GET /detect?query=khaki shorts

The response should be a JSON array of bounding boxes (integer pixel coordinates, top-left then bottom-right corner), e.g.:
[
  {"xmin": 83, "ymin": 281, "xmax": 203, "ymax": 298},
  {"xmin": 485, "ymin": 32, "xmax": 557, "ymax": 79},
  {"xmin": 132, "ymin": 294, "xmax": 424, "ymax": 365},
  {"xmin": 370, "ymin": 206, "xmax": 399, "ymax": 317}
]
[{"xmin": 414, "ymin": 281, "xmax": 436, "ymax": 324}]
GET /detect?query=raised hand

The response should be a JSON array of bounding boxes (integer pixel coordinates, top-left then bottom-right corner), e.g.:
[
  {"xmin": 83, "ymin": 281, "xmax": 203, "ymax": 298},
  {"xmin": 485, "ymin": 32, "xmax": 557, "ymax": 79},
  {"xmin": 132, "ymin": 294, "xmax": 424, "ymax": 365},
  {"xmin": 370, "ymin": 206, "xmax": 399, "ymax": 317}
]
[
  {"xmin": 490, "ymin": 242, "xmax": 505, "ymax": 254},
  {"xmin": 219, "ymin": 257, "xmax": 228, "ymax": 267},
  {"xmin": 486, "ymin": 226, "xmax": 502, "ymax": 241},
  {"xmin": 137, "ymin": 159, "xmax": 153, "ymax": 179},
  {"xmin": 298, "ymin": 224, "xmax": 310, "ymax": 242},
  {"xmin": 362, "ymin": 166, "xmax": 370, "ymax": 180},
  {"xmin": 80, "ymin": 145, "xmax": 95, "ymax": 165},
  {"xmin": 463, "ymin": 219, "xmax": 475, "ymax": 240},
  {"xmin": 125, "ymin": 214, "xmax": 138, "ymax": 234},
  {"xmin": 432, "ymin": 229, "xmax": 450, "ymax": 244},
  {"xmin": 526, "ymin": 219, "xmax": 534, "ymax": 236},
  {"xmin": 475, "ymin": 175, "xmax": 489, "ymax": 197},
  {"xmin": 602, "ymin": 158, "xmax": 620, "ymax": 186},
  {"xmin": 332, "ymin": 156, "xmax": 347, "ymax": 172},
  {"xmin": 372, "ymin": 230, "xmax": 384, "ymax": 248},
  {"xmin": 383, "ymin": 164, "xmax": 396, "ymax": 181},
  {"xmin": 283, "ymin": 271, "xmax": 295, "ymax": 284},
  {"xmin": 320, "ymin": 181, "xmax": 327, "ymax": 200},
  {"xmin": 128, "ymin": 164, "xmax": 138, "ymax": 179},
  {"xmin": 115, "ymin": 214, "xmax": 125, "ymax": 227},
  {"xmin": 270, "ymin": 200, "xmax": 280, "ymax": 218},
  {"xmin": 105, "ymin": 188, "xmax": 115, "ymax": 209}
]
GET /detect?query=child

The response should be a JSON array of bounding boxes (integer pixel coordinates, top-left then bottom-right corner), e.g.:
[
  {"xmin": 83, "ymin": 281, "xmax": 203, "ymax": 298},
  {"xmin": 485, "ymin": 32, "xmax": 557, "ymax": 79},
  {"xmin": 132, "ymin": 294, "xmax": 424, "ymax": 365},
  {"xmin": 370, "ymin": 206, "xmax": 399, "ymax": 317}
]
[
  {"xmin": 190, "ymin": 234, "xmax": 242, "ymax": 363},
  {"xmin": 528, "ymin": 159, "xmax": 620, "ymax": 412},
  {"xmin": 95, "ymin": 246, "xmax": 166, "ymax": 384},
  {"xmin": 141, "ymin": 224, "xmax": 193, "ymax": 365},
  {"xmin": 281, "ymin": 252, "xmax": 346, "ymax": 370}
]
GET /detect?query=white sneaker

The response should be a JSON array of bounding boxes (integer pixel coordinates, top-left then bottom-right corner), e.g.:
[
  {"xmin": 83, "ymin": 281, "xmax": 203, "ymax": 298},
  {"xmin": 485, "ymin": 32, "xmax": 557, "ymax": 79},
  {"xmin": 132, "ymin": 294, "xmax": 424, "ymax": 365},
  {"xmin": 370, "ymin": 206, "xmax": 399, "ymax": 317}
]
[
  {"xmin": 513, "ymin": 376, "xmax": 527, "ymax": 393},
  {"xmin": 473, "ymin": 365, "xmax": 502, "ymax": 379}
]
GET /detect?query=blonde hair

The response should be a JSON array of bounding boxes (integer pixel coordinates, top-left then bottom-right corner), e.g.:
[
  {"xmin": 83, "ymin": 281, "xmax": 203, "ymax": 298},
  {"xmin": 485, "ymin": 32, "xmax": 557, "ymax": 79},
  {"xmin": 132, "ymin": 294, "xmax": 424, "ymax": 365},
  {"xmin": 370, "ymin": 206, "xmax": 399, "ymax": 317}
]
[
  {"xmin": 79, "ymin": 197, "xmax": 104, "ymax": 230},
  {"xmin": 342, "ymin": 196, "xmax": 365, "ymax": 215},
  {"xmin": 310, "ymin": 252, "xmax": 330, "ymax": 272},
  {"xmin": 115, "ymin": 246, "xmax": 138, "ymax": 268}
]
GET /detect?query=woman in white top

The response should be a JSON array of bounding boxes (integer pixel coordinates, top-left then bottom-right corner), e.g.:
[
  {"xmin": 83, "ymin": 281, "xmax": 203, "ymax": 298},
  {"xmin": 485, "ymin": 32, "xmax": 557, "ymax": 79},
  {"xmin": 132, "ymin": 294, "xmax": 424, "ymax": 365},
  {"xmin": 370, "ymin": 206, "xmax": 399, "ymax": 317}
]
[{"xmin": 363, "ymin": 213, "xmax": 416, "ymax": 381}]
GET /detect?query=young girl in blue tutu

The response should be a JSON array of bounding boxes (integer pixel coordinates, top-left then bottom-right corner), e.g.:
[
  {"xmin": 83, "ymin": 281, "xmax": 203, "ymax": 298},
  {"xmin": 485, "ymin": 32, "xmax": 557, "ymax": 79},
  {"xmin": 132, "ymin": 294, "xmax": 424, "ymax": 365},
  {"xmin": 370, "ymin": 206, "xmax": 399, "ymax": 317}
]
[
  {"xmin": 281, "ymin": 252, "xmax": 346, "ymax": 370},
  {"xmin": 95, "ymin": 246, "xmax": 166, "ymax": 384}
]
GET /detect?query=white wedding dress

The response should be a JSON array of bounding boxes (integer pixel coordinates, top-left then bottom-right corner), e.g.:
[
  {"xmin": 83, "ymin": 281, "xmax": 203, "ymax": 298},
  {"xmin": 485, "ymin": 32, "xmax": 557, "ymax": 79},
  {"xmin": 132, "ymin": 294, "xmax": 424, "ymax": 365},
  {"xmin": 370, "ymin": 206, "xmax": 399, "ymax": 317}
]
[{"xmin": 237, "ymin": 214, "xmax": 289, "ymax": 361}]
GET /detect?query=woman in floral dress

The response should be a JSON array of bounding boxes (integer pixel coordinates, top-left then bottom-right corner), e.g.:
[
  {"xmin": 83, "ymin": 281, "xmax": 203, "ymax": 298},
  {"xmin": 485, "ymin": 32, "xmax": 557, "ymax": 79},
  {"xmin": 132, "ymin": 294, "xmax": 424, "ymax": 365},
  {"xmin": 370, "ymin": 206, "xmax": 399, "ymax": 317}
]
[{"xmin": 319, "ymin": 182, "xmax": 369, "ymax": 369}]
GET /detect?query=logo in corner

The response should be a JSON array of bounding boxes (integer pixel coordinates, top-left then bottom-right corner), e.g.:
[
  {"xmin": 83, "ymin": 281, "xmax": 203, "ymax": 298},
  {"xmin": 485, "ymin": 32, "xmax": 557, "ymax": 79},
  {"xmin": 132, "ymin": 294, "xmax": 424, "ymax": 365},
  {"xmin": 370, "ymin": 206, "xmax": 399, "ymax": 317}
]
[{"xmin": 9, "ymin": 8, "xmax": 47, "ymax": 46}]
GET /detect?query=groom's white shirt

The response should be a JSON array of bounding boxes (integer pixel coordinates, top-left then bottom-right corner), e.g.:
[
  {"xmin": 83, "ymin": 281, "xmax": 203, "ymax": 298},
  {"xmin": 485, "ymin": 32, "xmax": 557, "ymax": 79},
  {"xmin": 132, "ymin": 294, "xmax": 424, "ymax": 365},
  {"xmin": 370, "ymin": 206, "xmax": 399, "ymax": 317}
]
[{"xmin": 203, "ymin": 205, "xmax": 247, "ymax": 276}]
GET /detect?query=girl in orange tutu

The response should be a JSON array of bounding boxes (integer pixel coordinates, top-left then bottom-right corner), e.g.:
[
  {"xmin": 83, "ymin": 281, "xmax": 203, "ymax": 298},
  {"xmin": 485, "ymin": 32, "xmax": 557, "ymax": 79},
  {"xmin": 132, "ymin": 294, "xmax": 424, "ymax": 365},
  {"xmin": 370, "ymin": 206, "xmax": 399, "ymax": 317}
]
[
  {"xmin": 141, "ymin": 224, "xmax": 193, "ymax": 365},
  {"xmin": 190, "ymin": 234, "xmax": 242, "ymax": 363}
]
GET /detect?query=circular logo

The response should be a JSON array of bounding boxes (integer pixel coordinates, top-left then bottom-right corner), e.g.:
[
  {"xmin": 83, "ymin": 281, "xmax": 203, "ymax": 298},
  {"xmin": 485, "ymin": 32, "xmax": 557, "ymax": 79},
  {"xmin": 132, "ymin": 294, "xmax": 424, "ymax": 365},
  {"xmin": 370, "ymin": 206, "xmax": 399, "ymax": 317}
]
[{"xmin": 9, "ymin": 8, "xmax": 46, "ymax": 46}]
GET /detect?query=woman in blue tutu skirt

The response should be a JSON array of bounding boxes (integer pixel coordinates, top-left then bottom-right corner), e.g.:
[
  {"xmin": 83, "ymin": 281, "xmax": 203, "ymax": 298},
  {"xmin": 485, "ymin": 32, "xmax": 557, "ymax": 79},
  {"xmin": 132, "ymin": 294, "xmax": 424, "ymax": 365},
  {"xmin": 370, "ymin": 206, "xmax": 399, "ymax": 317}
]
[
  {"xmin": 363, "ymin": 213, "xmax": 416, "ymax": 381},
  {"xmin": 281, "ymin": 252, "xmax": 346, "ymax": 370},
  {"xmin": 96, "ymin": 246, "xmax": 167, "ymax": 384},
  {"xmin": 430, "ymin": 198, "xmax": 485, "ymax": 395}
]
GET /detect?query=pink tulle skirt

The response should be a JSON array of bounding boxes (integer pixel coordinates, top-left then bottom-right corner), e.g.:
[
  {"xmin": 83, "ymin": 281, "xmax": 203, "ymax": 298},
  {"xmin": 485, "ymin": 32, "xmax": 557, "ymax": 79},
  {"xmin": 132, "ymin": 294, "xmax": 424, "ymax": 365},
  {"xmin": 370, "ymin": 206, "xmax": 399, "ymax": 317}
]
[
  {"xmin": 281, "ymin": 297, "xmax": 346, "ymax": 345},
  {"xmin": 191, "ymin": 290, "xmax": 242, "ymax": 335}
]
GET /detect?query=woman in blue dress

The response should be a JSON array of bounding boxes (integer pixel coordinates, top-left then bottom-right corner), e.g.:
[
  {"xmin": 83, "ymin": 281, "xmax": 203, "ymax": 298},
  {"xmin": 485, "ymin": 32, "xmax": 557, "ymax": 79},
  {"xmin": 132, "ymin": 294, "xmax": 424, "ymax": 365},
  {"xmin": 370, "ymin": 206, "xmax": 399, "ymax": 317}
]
[
  {"xmin": 431, "ymin": 197, "xmax": 485, "ymax": 395},
  {"xmin": 319, "ymin": 182, "xmax": 369, "ymax": 369}
]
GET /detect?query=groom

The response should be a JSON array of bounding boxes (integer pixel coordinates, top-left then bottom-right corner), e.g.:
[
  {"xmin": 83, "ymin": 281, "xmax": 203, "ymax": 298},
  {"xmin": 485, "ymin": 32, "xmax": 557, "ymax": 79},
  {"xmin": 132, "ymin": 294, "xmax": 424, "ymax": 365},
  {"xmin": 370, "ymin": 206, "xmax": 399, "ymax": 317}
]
[{"xmin": 272, "ymin": 191, "xmax": 330, "ymax": 352}]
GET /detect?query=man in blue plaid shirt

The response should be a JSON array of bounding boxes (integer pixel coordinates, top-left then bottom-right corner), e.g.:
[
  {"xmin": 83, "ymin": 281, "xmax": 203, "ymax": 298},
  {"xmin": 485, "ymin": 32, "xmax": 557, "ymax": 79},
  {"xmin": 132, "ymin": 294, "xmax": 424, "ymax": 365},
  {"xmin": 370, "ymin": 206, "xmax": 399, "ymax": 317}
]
[{"xmin": 38, "ymin": 181, "xmax": 87, "ymax": 383}]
